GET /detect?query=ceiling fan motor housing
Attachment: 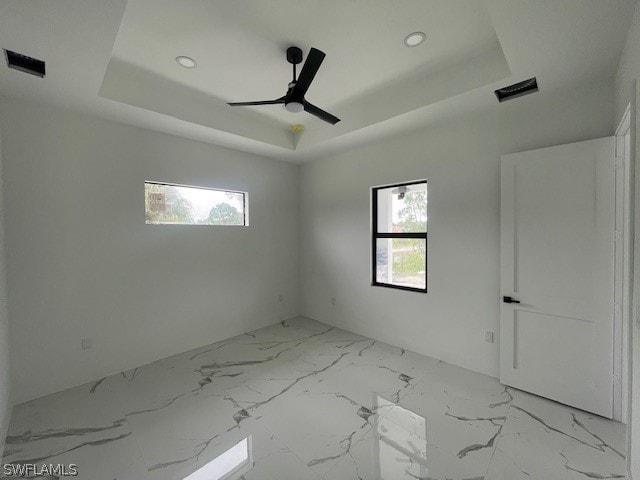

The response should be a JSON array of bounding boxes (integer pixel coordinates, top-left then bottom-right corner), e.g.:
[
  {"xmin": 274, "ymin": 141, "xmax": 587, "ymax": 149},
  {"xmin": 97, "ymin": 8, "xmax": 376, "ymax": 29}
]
[{"xmin": 286, "ymin": 46, "xmax": 303, "ymax": 65}]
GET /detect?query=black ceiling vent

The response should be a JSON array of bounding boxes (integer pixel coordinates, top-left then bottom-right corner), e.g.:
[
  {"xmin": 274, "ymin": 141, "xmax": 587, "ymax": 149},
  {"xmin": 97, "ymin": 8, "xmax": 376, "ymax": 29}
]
[
  {"xmin": 494, "ymin": 77, "xmax": 538, "ymax": 102},
  {"xmin": 4, "ymin": 49, "xmax": 46, "ymax": 78}
]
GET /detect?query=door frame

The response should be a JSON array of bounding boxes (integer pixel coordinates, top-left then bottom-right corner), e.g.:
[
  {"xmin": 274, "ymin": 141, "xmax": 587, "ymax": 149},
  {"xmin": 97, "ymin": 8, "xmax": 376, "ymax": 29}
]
[{"xmin": 614, "ymin": 104, "xmax": 633, "ymax": 423}]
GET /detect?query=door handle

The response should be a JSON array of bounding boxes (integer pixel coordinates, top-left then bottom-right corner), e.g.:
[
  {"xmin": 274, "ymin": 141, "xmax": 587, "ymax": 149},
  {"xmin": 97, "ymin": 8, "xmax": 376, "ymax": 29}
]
[{"xmin": 503, "ymin": 296, "xmax": 520, "ymax": 304}]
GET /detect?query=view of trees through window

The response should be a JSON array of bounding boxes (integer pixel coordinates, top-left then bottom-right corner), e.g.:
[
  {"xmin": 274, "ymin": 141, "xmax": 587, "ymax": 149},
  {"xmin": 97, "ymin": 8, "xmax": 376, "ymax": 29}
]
[
  {"xmin": 145, "ymin": 182, "xmax": 247, "ymax": 226},
  {"xmin": 393, "ymin": 190, "xmax": 427, "ymax": 281},
  {"xmin": 373, "ymin": 181, "xmax": 427, "ymax": 291}
]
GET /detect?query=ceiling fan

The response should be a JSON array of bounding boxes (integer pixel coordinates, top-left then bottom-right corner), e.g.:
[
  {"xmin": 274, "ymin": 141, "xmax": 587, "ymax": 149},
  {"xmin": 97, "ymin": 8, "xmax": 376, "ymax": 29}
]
[{"xmin": 228, "ymin": 46, "xmax": 340, "ymax": 125}]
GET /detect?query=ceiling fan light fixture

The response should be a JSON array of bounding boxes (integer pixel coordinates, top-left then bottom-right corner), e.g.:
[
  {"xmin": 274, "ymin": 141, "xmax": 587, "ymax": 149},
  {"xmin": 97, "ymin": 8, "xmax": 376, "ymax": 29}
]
[
  {"xmin": 175, "ymin": 56, "xmax": 197, "ymax": 68},
  {"xmin": 404, "ymin": 32, "xmax": 426, "ymax": 47},
  {"xmin": 284, "ymin": 101, "xmax": 304, "ymax": 113}
]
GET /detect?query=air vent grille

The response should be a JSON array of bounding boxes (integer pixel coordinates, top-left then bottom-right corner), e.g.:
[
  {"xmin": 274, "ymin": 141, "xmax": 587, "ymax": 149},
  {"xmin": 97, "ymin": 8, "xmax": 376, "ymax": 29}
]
[
  {"xmin": 4, "ymin": 49, "xmax": 46, "ymax": 77},
  {"xmin": 494, "ymin": 77, "xmax": 538, "ymax": 102}
]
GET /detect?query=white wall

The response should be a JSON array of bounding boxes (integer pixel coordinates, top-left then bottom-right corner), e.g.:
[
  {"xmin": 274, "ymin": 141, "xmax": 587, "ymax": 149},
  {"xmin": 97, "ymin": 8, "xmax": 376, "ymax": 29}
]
[
  {"xmin": 0, "ymin": 119, "xmax": 11, "ymax": 454},
  {"xmin": 300, "ymin": 81, "xmax": 614, "ymax": 379},
  {"xmin": 0, "ymin": 98, "xmax": 300, "ymax": 404},
  {"xmin": 615, "ymin": 1, "xmax": 640, "ymax": 476},
  {"xmin": 616, "ymin": 0, "xmax": 640, "ymax": 122}
]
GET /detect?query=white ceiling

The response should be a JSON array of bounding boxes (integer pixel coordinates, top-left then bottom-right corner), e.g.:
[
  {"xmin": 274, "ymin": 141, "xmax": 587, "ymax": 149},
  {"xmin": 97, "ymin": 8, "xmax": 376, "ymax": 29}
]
[
  {"xmin": 111, "ymin": 0, "xmax": 498, "ymax": 119},
  {"xmin": 0, "ymin": 0, "xmax": 636, "ymax": 162}
]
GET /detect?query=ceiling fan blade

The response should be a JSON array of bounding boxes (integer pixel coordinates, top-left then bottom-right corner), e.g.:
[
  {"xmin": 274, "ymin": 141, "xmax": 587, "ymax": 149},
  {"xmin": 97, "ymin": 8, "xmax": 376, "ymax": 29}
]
[
  {"xmin": 293, "ymin": 48, "xmax": 325, "ymax": 98},
  {"xmin": 303, "ymin": 101, "xmax": 340, "ymax": 125},
  {"xmin": 228, "ymin": 97, "xmax": 285, "ymax": 106}
]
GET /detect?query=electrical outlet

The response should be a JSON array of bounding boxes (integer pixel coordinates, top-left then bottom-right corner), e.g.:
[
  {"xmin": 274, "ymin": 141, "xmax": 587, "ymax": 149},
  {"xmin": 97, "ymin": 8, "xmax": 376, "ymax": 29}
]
[
  {"xmin": 81, "ymin": 337, "xmax": 92, "ymax": 350},
  {"xmin": 484, "ymin": 331, "xmax": 494, "ymax": 343},
  {"xmin": 278, "ymin": 294, "xmax": 284, "ymax": 302},
  {"xmin": 331, "ymin": 297, "xmax": 336, "ymax": 306}
]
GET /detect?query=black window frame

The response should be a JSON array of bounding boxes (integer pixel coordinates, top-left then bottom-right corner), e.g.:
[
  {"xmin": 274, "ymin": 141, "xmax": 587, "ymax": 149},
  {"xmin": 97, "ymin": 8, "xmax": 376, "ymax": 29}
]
[
  {"xmin": 371, "ymin": 180, "xmax": 428, "ymax": 293},
  {"xmin": 144, "ymin": 181, "xmax": 249, "ymax": 226}
]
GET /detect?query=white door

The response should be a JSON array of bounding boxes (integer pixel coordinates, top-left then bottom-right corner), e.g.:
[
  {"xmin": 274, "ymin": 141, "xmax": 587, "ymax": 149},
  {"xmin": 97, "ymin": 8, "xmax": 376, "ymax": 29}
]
[{"xmin": 500, "ymin": 137, "xmax": 615, "ymax": 418}]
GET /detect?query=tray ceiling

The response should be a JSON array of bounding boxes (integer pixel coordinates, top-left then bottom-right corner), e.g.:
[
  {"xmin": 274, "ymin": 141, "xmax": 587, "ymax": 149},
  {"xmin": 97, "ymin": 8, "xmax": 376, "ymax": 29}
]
[{"xmin": 0, "ymin": 0, "xmax": 636, "ymax": 161}]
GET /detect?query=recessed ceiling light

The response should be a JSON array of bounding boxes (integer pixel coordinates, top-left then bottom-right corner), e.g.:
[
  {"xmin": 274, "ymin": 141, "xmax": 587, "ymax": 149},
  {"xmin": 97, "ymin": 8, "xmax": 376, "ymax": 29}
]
[
  {"xmin": 176, "ymin": 56, "xmax": 197, "ymax": 68},
  {"xmin": 404, "ymin": 32, "xmax": 426, "ymax": 47}
]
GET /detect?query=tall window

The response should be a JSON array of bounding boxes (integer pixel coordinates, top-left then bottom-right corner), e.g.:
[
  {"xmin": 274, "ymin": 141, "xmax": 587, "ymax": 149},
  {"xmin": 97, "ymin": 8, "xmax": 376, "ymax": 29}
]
[
  {"xmin": 372, "ymin": 180, "xmax": 427, "ymax": 292},
  {"xmin": 145, "ymin": 182, "xmax": 248, "ymax": 226}
]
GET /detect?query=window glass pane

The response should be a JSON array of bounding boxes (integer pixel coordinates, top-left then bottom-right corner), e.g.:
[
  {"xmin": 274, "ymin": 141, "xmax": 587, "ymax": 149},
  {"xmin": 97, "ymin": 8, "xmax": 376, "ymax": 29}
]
[
  {"xmin": 376, "ymin": 183, "xmax": 427, "ymax": 233},
  {"xmin": 376, "ymin": 238, "xmax": 426, "ymax": 290},
  {"xmin": 145, "ymin": 182, "xmax": 246, "ymax": 226}
]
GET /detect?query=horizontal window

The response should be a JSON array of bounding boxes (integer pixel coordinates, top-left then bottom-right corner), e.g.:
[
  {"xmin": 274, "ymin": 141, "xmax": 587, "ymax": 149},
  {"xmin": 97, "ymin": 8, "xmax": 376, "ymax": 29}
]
[
  {"xmin": 145, "ymin": 182, "xmax": 248, "ymax": 226},
  {"xmin": 372, "ymin": 180, "xmax": 427, "ymax": 292}
]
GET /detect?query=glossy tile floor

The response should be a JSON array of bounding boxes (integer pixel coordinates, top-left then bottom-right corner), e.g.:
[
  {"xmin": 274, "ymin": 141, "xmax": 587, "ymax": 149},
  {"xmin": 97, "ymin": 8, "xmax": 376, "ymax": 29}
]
[{"xmin": 2, "ymin": 317, "xmax": 626, "ymax": 480}]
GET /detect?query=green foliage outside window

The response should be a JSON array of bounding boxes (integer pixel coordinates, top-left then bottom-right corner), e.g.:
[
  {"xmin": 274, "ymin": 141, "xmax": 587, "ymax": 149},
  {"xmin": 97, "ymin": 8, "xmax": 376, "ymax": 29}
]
[
  {"xmin": 145, "ymin": 183, "xmax": 245, "ymax": 225},
  {"xmin": 206, "ymin": 202, "xmax": 243, "ymax": 225},
  {"xmin": 145, "ymin": 183, "xmax": 194, "ymax": 224},
  {"xmin": 393, "ymin": 190, "xmax": 427, "ymax": 276}
]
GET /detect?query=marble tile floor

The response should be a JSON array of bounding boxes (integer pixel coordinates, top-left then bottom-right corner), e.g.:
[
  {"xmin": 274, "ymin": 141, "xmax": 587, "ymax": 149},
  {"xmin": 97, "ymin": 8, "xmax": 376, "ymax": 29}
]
[{"xmin": 1, "ymin": 317, "xmax": 627, "ymax": 480}]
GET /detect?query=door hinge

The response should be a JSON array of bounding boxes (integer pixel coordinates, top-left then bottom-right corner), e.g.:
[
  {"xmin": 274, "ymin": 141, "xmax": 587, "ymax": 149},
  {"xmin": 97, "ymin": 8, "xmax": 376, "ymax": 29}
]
[
  {"xmin": 614, "ymin": 230, "xmax": 622, "ymax": 242},
  {"xmin": 613, "ymin": 373, "xmax": 621, "ymax": 385},
  {"xmin": 615, "ymin": 157, "xmax": 624, "ymax": 169}
]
